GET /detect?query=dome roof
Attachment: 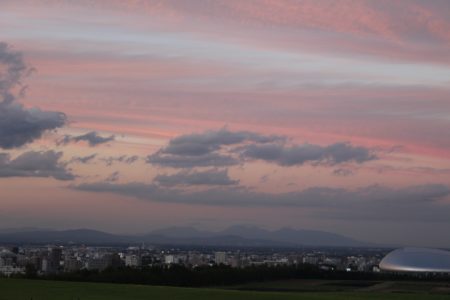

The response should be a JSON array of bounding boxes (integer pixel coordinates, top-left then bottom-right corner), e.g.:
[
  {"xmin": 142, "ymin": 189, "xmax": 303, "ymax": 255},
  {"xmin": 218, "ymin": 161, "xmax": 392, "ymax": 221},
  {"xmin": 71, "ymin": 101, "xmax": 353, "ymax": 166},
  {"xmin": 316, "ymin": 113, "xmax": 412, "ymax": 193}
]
[{"xmin": 380, "ymin": 247, "xmax": 450, "ymax": 273}]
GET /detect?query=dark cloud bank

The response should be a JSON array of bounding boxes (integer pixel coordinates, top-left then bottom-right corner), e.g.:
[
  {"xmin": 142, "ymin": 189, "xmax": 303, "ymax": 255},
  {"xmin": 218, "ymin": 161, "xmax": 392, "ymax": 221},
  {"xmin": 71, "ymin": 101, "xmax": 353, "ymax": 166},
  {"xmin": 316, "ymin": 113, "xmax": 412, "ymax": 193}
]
[
  {"xmin": 0, "ymin": 42, "xmax": 66, "ymax": 149},
  {"xmin": 73, "ymin": 129, "xmax": 450, "ymax": 222},
  {"xmin": 69, "ymin": 153, "xmax": 97, "ymax": 164},
  {"xmin": 0, "ymin": 150, "xmax": 74, "ymax": 180},
  {"xmin": 101, "ymin": 155, "xmax": 139, "ymax": 166},
  {"xmin": 73, "ymin": 182, "xmax": 450, "ymax": 222},
  {"xmin": 147, "ymin": 128, "xmax": 376, "ymax": 168},
  {"xmin": 58, "ymin": 131, "xmax": 115, "ymax": 147}
]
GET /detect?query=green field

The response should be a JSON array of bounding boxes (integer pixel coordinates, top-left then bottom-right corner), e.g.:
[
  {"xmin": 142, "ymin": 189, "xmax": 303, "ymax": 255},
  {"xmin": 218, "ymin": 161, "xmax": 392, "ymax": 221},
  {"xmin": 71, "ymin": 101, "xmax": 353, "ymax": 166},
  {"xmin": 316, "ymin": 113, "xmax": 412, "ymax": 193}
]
[
  {"xmin": 1, "ymin": 279, "xmax": 450, "ymax": 300},
  {"xmin": 231, "ymin": 279, "xmax": 450, "ymax": 293}
]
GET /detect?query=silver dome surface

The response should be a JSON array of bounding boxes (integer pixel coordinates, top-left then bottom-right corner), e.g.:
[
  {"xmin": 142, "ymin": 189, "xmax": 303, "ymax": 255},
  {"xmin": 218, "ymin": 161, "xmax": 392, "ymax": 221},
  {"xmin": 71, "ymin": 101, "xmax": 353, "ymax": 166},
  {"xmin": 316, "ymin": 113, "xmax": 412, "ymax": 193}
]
[{"xmin": 380, "ymin": 247, "xmax": 450, "ymax": 273}]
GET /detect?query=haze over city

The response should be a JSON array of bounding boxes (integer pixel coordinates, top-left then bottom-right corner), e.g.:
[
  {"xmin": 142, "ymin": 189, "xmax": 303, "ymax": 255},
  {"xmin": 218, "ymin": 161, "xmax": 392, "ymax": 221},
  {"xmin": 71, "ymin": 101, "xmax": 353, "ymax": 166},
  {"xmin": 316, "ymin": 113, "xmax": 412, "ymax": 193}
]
[{"xmin": 1, "ymin": 0, "xmax": 450, "ymax": 248}]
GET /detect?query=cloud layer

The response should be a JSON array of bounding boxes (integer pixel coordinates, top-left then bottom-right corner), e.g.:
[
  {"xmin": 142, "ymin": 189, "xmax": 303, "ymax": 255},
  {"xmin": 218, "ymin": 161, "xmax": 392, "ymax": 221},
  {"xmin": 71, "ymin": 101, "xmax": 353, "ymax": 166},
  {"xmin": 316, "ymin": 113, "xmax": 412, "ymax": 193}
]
[
  {"xmin": 162, "ymin": 128, "xmax": 285, "ymax": 156},
  {"xmin": 0, "ymin": 42, "xmax": 66, "ymax": 149},
  {"xmin": 1, "ymin": 3, "xmax": 449, "ymax": 246},
  {"xmin": 148, "ymin": 128, "xmax": 376, "ymax": 168},
  {"xmin": 58, "ymin": 131, "xmax": 115, "ymax": 147},
  {"xmin": 154, "ymin": 169, "xmax": 239, "ymax": 187},
  {"xmin": 101, "ymin": 155, "xmax": 139, "ymax": 166},
  {"xmin": 69, "ymin": 153, "xmax": 97, "ymax": 164},
  {"xmin": 0, "ymin": 150, "xmax": 74, "ymax": 180},
  {"xmin": 73, "ymin": 182, "xmax": 450, "ymax": 222},
  {"xmin": 240, "ymin": 142, "xmax": 376, "ymax": 166},
  {"xmin": 0, "ymin": 41, "xmax": 28, "ymax": 102}
]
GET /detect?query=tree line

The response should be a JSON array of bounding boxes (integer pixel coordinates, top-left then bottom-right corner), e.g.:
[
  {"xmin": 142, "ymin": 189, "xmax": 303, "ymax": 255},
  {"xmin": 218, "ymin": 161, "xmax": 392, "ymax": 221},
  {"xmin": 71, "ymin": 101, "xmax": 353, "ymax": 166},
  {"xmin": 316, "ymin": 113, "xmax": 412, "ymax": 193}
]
[{"xmin": 18, "ymin": 263, "xmax": 448, "ymax": 287}]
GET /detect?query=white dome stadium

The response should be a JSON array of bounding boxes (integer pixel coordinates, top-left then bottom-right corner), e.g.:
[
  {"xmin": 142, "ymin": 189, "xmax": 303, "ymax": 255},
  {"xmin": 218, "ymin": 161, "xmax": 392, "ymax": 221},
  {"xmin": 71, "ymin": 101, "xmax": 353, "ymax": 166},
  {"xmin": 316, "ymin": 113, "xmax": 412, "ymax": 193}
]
[{"xmin": 380, "ymin": 247, "xmax": 450, "ymax": 273}]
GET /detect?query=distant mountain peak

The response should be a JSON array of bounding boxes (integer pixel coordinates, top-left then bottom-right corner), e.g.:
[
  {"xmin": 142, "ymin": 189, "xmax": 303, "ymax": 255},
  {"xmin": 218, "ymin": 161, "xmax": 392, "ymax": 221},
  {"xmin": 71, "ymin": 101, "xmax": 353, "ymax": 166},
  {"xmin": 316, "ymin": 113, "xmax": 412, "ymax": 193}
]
[{"xmin": 0, "ymin": 225, "xmax": 372, "ymax": 247}]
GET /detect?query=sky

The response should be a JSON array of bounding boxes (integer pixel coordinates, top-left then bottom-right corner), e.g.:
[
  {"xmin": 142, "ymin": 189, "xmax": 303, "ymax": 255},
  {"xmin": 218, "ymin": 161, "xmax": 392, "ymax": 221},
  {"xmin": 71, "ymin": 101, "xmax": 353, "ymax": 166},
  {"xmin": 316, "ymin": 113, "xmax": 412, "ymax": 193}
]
[{"xmin": 0, "ymin": 0, "xmax": 450, "ymax": 247}]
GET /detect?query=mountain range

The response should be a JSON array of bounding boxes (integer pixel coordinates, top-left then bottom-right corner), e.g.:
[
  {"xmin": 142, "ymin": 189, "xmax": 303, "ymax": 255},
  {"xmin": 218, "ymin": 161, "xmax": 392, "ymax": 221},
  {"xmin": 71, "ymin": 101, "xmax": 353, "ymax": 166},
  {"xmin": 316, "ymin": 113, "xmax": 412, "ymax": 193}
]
[{"xmin": 0, "ymin": 225, "xmax": 372, "ymax": 248}]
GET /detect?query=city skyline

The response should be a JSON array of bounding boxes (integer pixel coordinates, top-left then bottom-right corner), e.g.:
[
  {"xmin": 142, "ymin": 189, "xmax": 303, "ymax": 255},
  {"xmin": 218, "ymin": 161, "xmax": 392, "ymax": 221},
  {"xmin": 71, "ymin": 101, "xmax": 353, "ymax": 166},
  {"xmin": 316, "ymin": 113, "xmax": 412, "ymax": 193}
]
[{"xmin": 1, "ymin": 1, "xmax": 450, "ymax": 247}]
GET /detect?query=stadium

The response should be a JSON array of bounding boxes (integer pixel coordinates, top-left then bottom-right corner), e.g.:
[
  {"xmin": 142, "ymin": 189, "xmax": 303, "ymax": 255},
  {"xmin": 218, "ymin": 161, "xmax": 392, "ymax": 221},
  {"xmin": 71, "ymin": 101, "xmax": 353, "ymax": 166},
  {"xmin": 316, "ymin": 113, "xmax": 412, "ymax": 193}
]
[{"xmin": 380, "ymin": 248, "xmax": 450, "ymax": 273}]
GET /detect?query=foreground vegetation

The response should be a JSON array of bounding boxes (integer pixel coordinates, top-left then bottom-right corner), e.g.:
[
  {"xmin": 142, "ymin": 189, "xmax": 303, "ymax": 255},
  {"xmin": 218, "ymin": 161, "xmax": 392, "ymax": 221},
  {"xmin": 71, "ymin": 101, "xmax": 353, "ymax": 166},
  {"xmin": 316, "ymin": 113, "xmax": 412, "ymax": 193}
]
[
  {"xmin": 24, "ymin": 264, "xmax": 447, "ymax": 287},
  {"xmin": 2, "ymin": 278, "xmax": 450, "ymax": 300}
]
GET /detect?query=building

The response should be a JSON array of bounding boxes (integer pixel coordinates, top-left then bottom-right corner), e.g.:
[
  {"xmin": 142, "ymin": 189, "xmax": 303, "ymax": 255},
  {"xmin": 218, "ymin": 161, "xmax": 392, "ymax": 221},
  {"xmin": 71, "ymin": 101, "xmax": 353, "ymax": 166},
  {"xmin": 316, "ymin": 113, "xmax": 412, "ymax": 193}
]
[
  {"xmin": 165, "ymin": 255, "xmax": 175, "ymax": 264},
  {"xmin": 43, "ymin": 247, "xmax": 63, "ymax": 274},
  {"xmin": 214, "ymin": 252, "xmax": 227, "ymax": 265},
  {"xmin": 380, "ymin": 247, "xmax": 450, "ymax": 274},
  {"xmin": 125, "ymin": 255, "xmax": 141, "ymax": 267},
  {"xmin": 0, "ymin": 250, "xmax": 17, "ymax": 267},
  {"xmin": 87, "ymin": 256, "xmax": 112, "ymax": 271},
  {"xmin": 0, "ymin": 250, "xmax": 23, "ymax": 276},
  {"xmin": 64, "ymin": 257, "xmax": 82, "ymax": 272},
  {"xmin": 302, "ymin": 255, "xmax": 319, "ymax": 265},
  {"xmin": 0, "ymin": 265, "xmax": 24, "ymax": 276}
]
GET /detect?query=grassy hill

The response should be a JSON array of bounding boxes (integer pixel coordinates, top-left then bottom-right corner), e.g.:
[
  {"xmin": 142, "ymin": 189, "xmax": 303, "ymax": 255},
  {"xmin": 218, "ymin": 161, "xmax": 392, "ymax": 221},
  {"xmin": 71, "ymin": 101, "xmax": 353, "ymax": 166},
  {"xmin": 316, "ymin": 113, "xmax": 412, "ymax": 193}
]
[{"xmin": 1, "ymin": 278, "xmax": 450, "ymax": 300}]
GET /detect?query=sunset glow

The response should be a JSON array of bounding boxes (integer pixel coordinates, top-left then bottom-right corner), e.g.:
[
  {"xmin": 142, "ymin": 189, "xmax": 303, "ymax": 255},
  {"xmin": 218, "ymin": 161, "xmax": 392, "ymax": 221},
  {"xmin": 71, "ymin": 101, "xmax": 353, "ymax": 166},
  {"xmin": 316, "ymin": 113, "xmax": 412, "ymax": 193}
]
[{"xmin": 1, "ymin": 0, "xmax": 450, "ymax": 247}]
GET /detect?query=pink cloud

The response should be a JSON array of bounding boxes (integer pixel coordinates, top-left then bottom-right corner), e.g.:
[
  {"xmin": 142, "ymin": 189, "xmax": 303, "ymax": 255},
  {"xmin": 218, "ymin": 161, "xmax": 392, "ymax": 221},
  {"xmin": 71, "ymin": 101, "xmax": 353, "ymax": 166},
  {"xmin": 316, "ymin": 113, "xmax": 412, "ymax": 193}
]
[{"xmin": 3, "ymin": 0, "xmax": 449, "ymax": 64}]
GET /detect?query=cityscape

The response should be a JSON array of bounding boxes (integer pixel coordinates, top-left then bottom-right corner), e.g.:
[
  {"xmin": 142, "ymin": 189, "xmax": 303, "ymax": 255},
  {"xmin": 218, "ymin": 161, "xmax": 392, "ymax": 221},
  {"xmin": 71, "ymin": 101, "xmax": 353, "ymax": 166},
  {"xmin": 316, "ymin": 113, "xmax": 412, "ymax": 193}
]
[
  {"xmin": 0, "ymin": 244, "xmax": 386, "ymax": 277},
  {"xmin": 1, "ymin": 0, "xmax": 450, "ymax": 299}
]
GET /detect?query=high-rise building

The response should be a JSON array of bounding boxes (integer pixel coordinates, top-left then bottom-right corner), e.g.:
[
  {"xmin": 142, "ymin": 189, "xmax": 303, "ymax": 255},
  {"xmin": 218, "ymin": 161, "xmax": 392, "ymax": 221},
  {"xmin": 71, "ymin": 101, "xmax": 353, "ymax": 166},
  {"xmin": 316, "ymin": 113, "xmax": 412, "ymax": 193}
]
[
  {"xmin": 42, "ymin": 247, "xmax": 63, "ymax": 274},
  {"xmin": 165, "ymin": 255, "xmax": 175, "ymax": 264},
  {"xmin": 64, "ymin": 257, "xmax": 82, "ymax": 272},
  {"xmin": 214, "ymin": 252, "xmax": 227, "ymax": 265},
  {"xmin": 125, "ymin": 254, "xmax": 141, "ymax": 267}
]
